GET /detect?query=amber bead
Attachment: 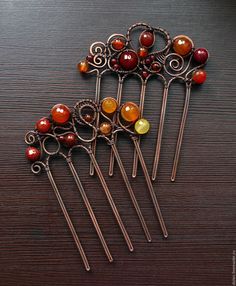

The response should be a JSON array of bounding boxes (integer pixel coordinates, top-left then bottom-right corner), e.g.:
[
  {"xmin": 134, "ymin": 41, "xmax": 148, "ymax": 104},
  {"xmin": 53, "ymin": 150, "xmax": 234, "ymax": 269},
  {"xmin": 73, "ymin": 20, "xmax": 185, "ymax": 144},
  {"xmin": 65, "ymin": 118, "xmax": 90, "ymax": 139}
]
[
  {"xmin": 83, "ymin": 113, "xmax": 94, "ymax": 123},
  {"xmin": 193, "ymin": 48, "xmax": 209, "ymax": 64},
  {"xmin": 119, "ymin": 50, "xmax": 138, "ymax": 71},
  {"xmin": 111, "ymin": 38, "xmax": 125, "ymax": 50},
  {"xmin": 25, "ymin": 146, "xmax": 41, "ymax": 162},
  {"xmin": 139, "ymin": 31, "xmax": 154, "ymax": 48},
  {"xmin": 36, "ymin": 117, "xmax": 51, "ymax": 133},
  {"xmin": 137, "ymin": 47, "xmax": 148, "ymax": 58},
  {"xmin": 173, "ymin": 35, "xmax": 193, "ymax": 56},
  {"xmin": 101, "ymin": 97, "xmax": 118, "ymax": 115},
  {"xmin": 77, "ymin": 60, "xmax": 89, "ymax": 73},
  {"xmin": 51, "ymin": 104, "xmax": 71, "ymax": 125},
  {"xmin": 121, "ymin": 102, "xmax": 140, "ymax": 123},
  {"xmin": 64, "ymin": 133, "xmax": 78, "ymax": 147},
  {"xmin": 192, "ymin": 69, "xmax": 207, "ymax": 84},
  {"xmin": 99, "ymin": 122, "xmax": 112, "ymax": 136}
]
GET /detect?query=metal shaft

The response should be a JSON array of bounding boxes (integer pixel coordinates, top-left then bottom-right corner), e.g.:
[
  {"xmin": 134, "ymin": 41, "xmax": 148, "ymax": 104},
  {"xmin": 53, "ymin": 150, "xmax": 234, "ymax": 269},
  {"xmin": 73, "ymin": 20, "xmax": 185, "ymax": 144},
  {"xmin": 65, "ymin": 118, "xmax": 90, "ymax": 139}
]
[
  {"xmin": 132, "ymin": 137, "xmax": 168, "ymax": 238},
  {"xmin": 171, "ymin": 83, "xmax": 191, "ymax": 182},
  {"xmin": 88, "ymin": 150, "xmax": 134, "ymax": 252},
  {"xmin": 45, "ymin": 166, "xmax": 90, "ymax": 271},
  {"xmin": 66, "ymin": 157, "xmax": 113, "ymax": 262},
  {"xmin": 110, "ymin": 142, "xmax": 152, "ymax": 242}
]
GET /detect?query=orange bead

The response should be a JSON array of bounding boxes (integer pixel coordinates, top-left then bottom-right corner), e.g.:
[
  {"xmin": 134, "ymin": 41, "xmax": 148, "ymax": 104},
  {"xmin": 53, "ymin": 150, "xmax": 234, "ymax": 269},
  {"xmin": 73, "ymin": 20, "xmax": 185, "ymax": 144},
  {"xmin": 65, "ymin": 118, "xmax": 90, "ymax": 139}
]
[
  {"xmin": 77, "ymin": 60, "xmax": 89, "ymax": 73},
  {"xmin": 121, "ymin": 102, "xmax": 140, "ymax": 123},
  {"xmin": 111, "ymin": 38, "xmax": 125, "ymax": 50},
  {"xmin": 99, "ymin": 122, "xmax": 112, "ymax": 135},
  {"xmin": 172, "ymin": 35, "xmax": 193, "ymax": 56},
  {"xmin": 51, "ymin": 104, "xmax": 71, "ymax": 125},
  {"xmin": 137, "ymin": 47, "xmax": 148, "ymax": 58},
  {"xmin": 101, "ymin": 97, "xmax": 118, "ymax": 115}
]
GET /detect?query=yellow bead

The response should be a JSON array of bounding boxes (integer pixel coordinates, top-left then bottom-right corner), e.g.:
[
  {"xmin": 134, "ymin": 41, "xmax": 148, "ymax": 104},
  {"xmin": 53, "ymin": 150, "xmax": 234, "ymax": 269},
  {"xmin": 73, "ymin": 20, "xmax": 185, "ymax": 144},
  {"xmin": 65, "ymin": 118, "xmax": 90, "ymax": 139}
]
[
  {"xmin": 134, "ymin": 118, "xmax": 150, "ymax": 134},
  {"xmin": 101, "ymin": 97, "xmax": 118, "ymax": 114},
  {"xmin": 121, "ymin": 102, "xmax": 139, "ymax": 122}
]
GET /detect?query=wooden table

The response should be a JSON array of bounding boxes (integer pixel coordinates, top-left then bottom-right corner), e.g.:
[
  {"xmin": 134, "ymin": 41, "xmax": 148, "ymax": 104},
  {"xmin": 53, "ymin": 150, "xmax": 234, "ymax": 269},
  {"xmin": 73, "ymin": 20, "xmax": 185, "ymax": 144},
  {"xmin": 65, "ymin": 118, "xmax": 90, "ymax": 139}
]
[{"xmin": 0, "ymin": 1, "xmax": 235, "ymax": 285}]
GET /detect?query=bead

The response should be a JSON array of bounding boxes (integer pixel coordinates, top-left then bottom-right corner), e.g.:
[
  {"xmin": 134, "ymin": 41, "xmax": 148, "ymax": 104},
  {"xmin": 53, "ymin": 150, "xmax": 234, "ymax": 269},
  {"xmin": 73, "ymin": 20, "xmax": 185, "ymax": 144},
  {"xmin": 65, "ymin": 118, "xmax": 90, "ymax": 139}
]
[
  {"xmin": 121, "ymin": 102, "xmax": 140, "ymax": 123},
  {"xmin": 36, "ymin": 117, "xmax": 51, "ymax": 133},
  {"xmin": 25, "ymin": 146, "xmax": 41, "ymax": 162},
  {"xmin": 119, "ymin": 50, "xmax": 138, "ymax": 71},
  {"xmin": 137, "ymin": 47, "xmax": 148, "ymax": 58},
  {"xmin": 134, "ymin": 118, "xmax": 150, "ymax": 135},
  {"xmin": 141, "ymin": 70, "xmax": 149, "ymax": 79},
  {"xmin": 113, "ymin": 64, "xmax": 120, "ymax": 70},
  {"xmin": 150, "ymin": 55, "xmax": 155, "ymax": 61},
  {"xmin": 77, "ymin": 60, "xmax": 89, "ymax": 73},
  {"xmin": 83, "ymin": 113, "xmax": 94, "ymax": 123},
  {"xmin": 193, "ymin": 48, "xmax": 209, "ymax": 64},
  {"xmin": 173, "ymin": 35, "xmax": 193, "ymax": 56},
  {"xmin": 64, "ymin": 133, "xmax": 78, "ymax": 147},
  {"xmin": 111, "ymin": 58, "xmax": 118, "ymax": 66},
  {"xmin": 192, "ymin": 69, "xmax": 207, "ymax": 84},
  {"xmin": 101, "ymin": 97, "xmax": 118, "ymax": 114},
  {"xmin": 151, "ymin": 62, "xmax": 162, "ymax": 72},
  {"xmin": 58, "ymin": 135, "xmax": 65, "ymax": 143},
  {"xmin": 86, "ymin": 54, "xmax": 94, "ymax": 63},
  {"xmin": 111, "ymin": 38, "xmax": 125, "ymax": 50},
  {"xmin": 139, "ymin": 31, "xmax": 154, "ymax": 48},
  {"xmin": 51, "ymin": 104, "xmax": 71, "ymax": 125},
  {"xmin": 99, "ymin": 122, "xmax": 112, "ymax": 136}
]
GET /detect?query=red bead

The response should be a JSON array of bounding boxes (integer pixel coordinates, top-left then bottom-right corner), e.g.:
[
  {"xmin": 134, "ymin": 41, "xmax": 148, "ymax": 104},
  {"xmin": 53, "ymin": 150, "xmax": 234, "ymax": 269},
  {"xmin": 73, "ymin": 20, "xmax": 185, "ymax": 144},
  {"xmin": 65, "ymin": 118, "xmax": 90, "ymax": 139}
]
[
  {"xmin": 141, "ymin": 71, "xmax": 149, "ymax": 79},
  {"xmin": 58, "ymin": 135, "xmax": 65, "ymax": 143},
  {"xmin": 150, "ymin": 55, "xmax": 155, "ymax": 61},
  {"xmin": 113, "ymin": 64, "xmax": 120, "ymax": 70},
  {"xmin": 86, "ymin": 54, "xmax": 94, "ymax": 63},
  {"xmin": 51, "ymin": 104, "xmax": 71, "ymax": 125},
  {"xmin": 64, "ymin": 133, "xmax": 78, "ymax": 147},
  {"xmin": 151, "ymin": 62, "xmax": 162, "ymax": 72},
  {"xmin": 173, "ymin": 35, "xmax": 193, "ymax": 56},
  {"xmin": 137, "ymin": 47, "xmax": 148, "ymax": 58},
  {"xmin": 36, "ymin": 117, "xmax": 51, "ymax": 133},
  {"xmin": 139, "ymin": 31, "xmax": 154, "ymax": 48},
  {"xmin": 111, "ymin": 38, "xmax": 125, "ymax": 50},
  {"xmin": 145, "ymin": 57, "xmax": 151, "ymax": 65},
  {"xmin": 193, "ymin": 48, "xmax": 209, "ymax": 64},
  {"xmin": 111, "ymin": 58, "xmax": 117, "ymax": 66},
  {"xmin": 192, "ymin": 69, "xmax": 207, "ymax": 84},
  {"xmin": 119, "ymin": 50, "xmax": 138, "ymax": 71},
  {"xmin": 25, "ymin": 146, "xmax": 41, "ymax": 162}
]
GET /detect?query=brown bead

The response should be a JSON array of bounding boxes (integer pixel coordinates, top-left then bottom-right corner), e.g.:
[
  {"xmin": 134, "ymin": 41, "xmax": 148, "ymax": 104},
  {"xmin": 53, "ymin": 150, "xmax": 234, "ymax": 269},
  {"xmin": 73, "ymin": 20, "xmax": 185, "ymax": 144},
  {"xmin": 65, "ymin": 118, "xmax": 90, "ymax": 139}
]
[
  {"xmin": 83, "ymin": 113, "xmax": 94, "ymax": 123},
  {"xmin": 172, "ymin": 35, "xmax": 193, "ymax": 56},
  {"xmin": 99, "ymin": 122, "xmax": 112, "ymax": 136},
  {"xmin": 77, "ymin": 60, "xmax": 89, "ymax": 73}
]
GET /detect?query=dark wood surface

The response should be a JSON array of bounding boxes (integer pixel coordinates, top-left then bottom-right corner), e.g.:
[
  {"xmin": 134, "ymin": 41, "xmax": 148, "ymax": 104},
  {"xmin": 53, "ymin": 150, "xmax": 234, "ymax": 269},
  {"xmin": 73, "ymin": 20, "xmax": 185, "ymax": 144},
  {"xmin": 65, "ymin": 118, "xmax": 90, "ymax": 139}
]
[{"xmin": 0, "ymin": 1, "xmax": 235, "ymax": 285}]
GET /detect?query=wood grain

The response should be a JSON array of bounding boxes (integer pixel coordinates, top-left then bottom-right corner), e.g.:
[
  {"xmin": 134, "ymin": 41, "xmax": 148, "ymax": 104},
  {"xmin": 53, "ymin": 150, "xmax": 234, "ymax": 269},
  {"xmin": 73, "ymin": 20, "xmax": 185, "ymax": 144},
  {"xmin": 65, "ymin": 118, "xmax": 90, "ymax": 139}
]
[{"xmin": 0, "ymin": 0, "xmax": 235, "ymax": 285}]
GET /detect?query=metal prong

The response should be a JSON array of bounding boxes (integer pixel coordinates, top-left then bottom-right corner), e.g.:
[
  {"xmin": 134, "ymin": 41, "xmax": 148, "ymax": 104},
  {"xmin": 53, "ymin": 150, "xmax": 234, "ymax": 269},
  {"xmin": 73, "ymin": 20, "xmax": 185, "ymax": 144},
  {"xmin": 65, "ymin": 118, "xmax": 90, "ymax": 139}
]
[
  {"xmin": 66, "ymin": 157, "xmax": 113, "ymax": 262},
  {"xmin": 132, "ymin": 81, "xmax": 146, "ymax": 178},
  {"xmin": 45, "ymin": 165, "xmax": 91, "ymax": 271},
  {"xmin": 171, "ymin": 82, "xmax": 192, "ymax": 182},
  {"xmin": 152, "ymin": 84, "xmax": 169, "ymax": 181},
  {"xmin": 88, "ymin": 150, "xmax": 134, "ymax": 252},
  {"xmin": 132, "ymin": 137, "xmax": 168, "ymax": 238},
  {"xmin": 89, "ymin": 73, "xmax": 102, "ymax": 176},
  {"xmin": 110, "ymin": 141, "xmax": 152, "ymax": 243}
]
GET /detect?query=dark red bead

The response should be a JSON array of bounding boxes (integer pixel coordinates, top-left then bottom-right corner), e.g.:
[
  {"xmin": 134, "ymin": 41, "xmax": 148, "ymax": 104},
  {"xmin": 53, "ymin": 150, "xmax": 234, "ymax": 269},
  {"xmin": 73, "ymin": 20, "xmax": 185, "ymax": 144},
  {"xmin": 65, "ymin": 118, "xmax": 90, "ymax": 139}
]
[
  {"xmin": 86, "ymin": 54, "xmax": 94, "ymax": 63},
  {"xmin": 111, "ymin": 58, "xmax": 117, "ymax": 66},
  {"xmin": 192, "ymin": 69, "xmax": 207, "ymax": 84},
  {"xmin": 58, "ymin": 135, "xmax": 65, "ymax": 143},
  {"xmin": 64, "ymin": 133, "xmax": 78, "ymax": 147},
  {"xmin": 145, "ymin": 57, "xmax": 151, "ymax": 65},
  {"xmin": 111, "ymin": 38, "xmax": 125, "ymax": 50},
  {"xmin": 141, "ymin": 71, "xmax": 149, "ymax": 79},
  {"xmin": 119, "ymin": 50, "xmax": 138, "ymax": 71},
  {"xmin": 113, "ymin": 64, "xmax": 120, "ymax": 70},
  {"xmin": 25, "ymin": 146, "xmax": 41, "ymax": 162},
  {"xmin": 140, "ymin": 31, "xmax": 154, "ymax": 48},
  {"xmin": 150, "ymin": 55, "xmax": 155, "ymax": 61},
  {"xmin": 151, "ymin": 62, "xmax": 162, "ymax": 72},
  {"xmin": 193, "ymin": 48, "xmax": 209, "ymax": 64},
  {"xmin": 36, "ymin": 117, "xmax": 51, "ymax": 133}
]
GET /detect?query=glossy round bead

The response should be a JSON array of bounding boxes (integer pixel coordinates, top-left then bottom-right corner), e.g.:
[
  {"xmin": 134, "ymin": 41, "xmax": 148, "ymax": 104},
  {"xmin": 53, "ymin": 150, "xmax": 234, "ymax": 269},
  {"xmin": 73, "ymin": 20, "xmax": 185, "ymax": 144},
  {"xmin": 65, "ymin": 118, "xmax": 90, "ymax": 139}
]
[
  {"xmin": 145, "ymin": 57, "xmax": 151, "ymax": 65},
  {"xmin": 111, "ymin": 58, "xmax": 118, "ymax": 66},
  {"xmin": 36, "ymin": 117, "xmax": 51, "ymax": 133},
  {"xmin": 173, "ymin": 35, "xmax": 193, "ymax": 56},
  {"xmin": 86, "ymin": 54, "xmax": 94, "ymax": 63},
  {"xmin": 141, "ymin": 70, "xmax": 149, "ymax": 79},
  {"xmin": 113, "ymin": 64, "xmax": 120, "ymax": 70},
  {"xmin": 121, "ymin": 102, "xmax": 140, "ymax": 123},
  {"xmin": 51, "ymin": 104, "xmax": 71, "ymax": 125},
  {"xmin": 193, "ymin": 48, "xmax": 209, "ymax": 64},
  {"xmin": 192, "ymin": 69, "xmax": 207, "ymax": 84},
  {"xmin": 119, "ymin": 50, "xmax": 138, "ymax": 71},
  {"xmin": 139, "ymin": 31, "xmax": 154, "ymax": 48},
  {"xmin": 111, "ymin": 38, "xmax": 125, "ymax": 50},
  {"xmin": 77, "ymin": 60, "xmax": 89, "ymax": 73},
  {"xmin": 151, "ymin": 62, "xmax": 162, "ymax": 72},
  {"xmin": 101, "ymin": 97, "xmax": 118, "ymax": 114},
  {"xmin": 137, "ymin": 47, "xmax": 148, "ymax": 58},
  {"xmin": 25, "ymin": 146, "xmax": 41, "ymax": 162},
  {"xmin": 64, "ymin": 133, "xmax": 78, "ymax": 147},
  {"xmin": 134, "ymin": 118, "xmax": 150, "ymax": 135},
  {"xmin": 99, "ymin": 122, "xmax": 112, "ymax": 136},
  {"xmin": 83, "ymin": 113, "xmax": 94, "ymax": 123},
  {"xmin": 58, "ymin": 135, "xmax": 65, "ymax": 143}
]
